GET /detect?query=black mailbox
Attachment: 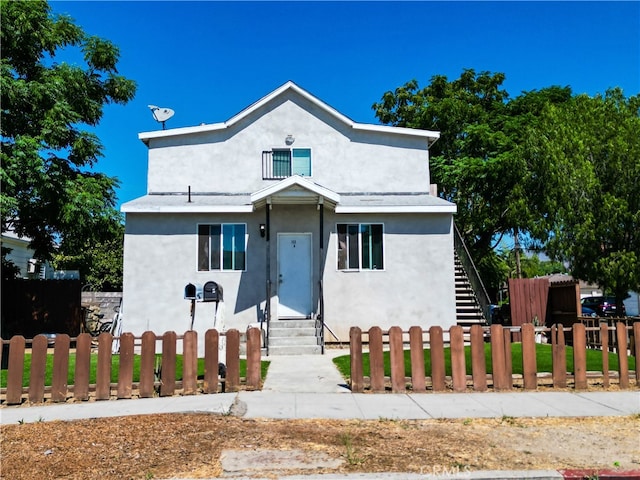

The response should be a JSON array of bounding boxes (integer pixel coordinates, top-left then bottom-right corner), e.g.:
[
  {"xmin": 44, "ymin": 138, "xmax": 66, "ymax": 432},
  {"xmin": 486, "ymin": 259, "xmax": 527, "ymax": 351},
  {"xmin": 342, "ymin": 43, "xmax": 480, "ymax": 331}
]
[
  {"xmin": 203, "ymin": 281, "xmax": 223, "ymax": 302},
  {"xmin": 184, "ymin": 283, "xmax": 203, "ymax": 300},
  {"xmin": 184, "ymin": 283, "xmax": 196, "ymax": 299}
]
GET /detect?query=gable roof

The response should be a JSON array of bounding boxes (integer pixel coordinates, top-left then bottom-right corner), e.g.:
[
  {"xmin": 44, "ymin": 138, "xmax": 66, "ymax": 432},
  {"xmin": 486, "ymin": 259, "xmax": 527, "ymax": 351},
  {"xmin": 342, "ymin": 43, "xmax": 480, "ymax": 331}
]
[
  {"xmin": 250, "ymin": 175, "xmax": 341, "ymax": 209},
  {"xmin": 139, "ymin": 81, "xmax": 440, "ymax": 146}
]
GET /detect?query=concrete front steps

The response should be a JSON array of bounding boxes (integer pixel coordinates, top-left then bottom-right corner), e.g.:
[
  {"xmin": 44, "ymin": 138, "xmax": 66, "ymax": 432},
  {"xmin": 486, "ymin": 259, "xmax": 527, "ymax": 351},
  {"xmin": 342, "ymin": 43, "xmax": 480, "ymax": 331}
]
[{"xmin": 267, "ymin": 318, "xmax": 322, "ymax": 355}]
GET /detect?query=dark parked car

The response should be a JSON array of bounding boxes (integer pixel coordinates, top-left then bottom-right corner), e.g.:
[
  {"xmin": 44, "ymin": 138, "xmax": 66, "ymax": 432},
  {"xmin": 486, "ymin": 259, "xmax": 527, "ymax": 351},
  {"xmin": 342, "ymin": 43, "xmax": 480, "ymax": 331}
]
[
  {"xmin": 580, "ymin": 305, "xmax": 597, "ymax": 318},
  {"xmin": 580, "ymin": 296, "xmax": 626, "ymax": 317}
]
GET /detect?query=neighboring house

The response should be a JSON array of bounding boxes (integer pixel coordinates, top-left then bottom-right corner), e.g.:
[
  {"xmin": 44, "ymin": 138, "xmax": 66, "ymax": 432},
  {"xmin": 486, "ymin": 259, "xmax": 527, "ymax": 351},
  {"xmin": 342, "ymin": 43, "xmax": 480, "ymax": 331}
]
[
  {"xmin": 121, "ymin": 81, "xmax": 458, "ymax": 351},
  {"xmin": 1, "ymin": 230, "xmax": 50, "ymax": 279}
]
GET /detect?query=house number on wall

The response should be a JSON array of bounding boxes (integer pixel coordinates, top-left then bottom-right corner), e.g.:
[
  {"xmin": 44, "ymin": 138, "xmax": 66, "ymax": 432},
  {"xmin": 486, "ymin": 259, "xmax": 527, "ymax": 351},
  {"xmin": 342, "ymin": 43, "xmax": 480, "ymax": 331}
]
[{"xmin": 291, "ymin": 240, "xmax": 297, "ymax": 248}]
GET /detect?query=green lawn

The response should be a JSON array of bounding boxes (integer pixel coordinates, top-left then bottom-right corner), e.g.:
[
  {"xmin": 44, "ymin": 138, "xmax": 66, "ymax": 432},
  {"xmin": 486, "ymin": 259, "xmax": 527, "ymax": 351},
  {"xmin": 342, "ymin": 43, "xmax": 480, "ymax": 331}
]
[
  {"xmin": 332, "ymin": 343, "xmax": 636, "ymax": 378},
  {"xmin": 1, "ymin": 354, "xmax": 270, "ymax": 388}
]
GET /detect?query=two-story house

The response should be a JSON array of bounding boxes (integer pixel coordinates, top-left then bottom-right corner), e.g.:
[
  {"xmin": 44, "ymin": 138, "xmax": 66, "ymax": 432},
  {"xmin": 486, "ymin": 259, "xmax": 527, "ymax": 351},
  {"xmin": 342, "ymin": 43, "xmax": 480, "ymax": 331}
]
[{"xmin": 121, "ymin": 81, "xmax": 457, "ymax": 353}]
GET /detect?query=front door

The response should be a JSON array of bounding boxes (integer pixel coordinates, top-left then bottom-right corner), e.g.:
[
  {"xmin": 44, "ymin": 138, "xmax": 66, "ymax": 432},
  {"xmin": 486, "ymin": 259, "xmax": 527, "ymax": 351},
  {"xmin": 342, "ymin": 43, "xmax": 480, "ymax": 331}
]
[{"xmin": 277, "ymin": 233, "xmax": 312, "ymax": 318}]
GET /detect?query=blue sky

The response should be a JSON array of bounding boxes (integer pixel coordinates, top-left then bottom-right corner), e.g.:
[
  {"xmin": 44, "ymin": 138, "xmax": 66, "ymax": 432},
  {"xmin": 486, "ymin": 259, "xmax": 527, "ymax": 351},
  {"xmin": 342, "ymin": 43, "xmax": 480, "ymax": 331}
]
[{"xmin": 49, "ymin": 1, "xmax": 640, "ymax": 210}]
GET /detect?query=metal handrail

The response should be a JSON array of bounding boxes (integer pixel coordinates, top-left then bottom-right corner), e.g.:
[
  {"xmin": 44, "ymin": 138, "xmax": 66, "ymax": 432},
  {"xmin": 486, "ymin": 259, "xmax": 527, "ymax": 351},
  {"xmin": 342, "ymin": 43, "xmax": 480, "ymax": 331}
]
[
  {"xmin": 265, "ymin": 279, "xmax": 271, "ymax": 356},
  {"xmin": 318, "ymin": 279, "xmax": 325, "ymax": 354},
  {"xmin": 453, "ymin": 222, "xmax": 492, "ymax": 322}
]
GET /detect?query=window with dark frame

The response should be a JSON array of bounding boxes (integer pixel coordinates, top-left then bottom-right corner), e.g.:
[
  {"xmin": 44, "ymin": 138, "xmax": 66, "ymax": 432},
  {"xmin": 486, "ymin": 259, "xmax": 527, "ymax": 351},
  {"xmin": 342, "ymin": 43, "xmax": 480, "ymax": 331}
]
[
  {"xmin": 337, "ymin": 223, "xmax": 384, "ymax": 270},
  {"xmin": 198, "ymin": 224, "xmax": 246, "ymax": 271}
]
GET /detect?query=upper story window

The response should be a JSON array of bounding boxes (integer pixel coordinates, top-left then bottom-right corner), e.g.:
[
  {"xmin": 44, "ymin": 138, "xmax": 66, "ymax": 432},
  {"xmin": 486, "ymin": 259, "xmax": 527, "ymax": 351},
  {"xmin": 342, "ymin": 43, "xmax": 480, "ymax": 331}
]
[
  {"xmin": 198, "ymin": 224, "xmax": 246, "ymax": 271},
  {"xmin": 262, "ymin": 148, "xmax": 311, "ymax": 179},
  {"xmin": 337, "ymin": 223, "xmax": 384, "ymax": 271}
]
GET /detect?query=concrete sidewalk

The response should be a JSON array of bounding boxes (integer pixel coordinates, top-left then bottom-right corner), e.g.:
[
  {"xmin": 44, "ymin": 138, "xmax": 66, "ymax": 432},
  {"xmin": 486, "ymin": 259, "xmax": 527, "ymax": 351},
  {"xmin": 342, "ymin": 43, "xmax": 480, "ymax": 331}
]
[
  {"xmin": 2, "ymin": 388, "xmax": 638, "ymax": 425},
  {"xmin": 1, "ymin": 348, "xmax": 639, "ymax": 424}
]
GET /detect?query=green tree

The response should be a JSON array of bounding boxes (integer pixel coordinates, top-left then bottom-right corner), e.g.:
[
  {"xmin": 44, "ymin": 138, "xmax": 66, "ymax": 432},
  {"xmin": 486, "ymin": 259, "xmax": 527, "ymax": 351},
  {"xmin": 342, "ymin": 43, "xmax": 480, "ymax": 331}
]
[
  {"xmin": 525, "ymin": 88, "xmax": 640, "ymax": 309},
  {"xmin": 1, "ymin": 0, "xmax": 135, "ymax": 287},
  {"xmin": 373, "ymin": 69, "xmax": 571, "ymax": 294}
]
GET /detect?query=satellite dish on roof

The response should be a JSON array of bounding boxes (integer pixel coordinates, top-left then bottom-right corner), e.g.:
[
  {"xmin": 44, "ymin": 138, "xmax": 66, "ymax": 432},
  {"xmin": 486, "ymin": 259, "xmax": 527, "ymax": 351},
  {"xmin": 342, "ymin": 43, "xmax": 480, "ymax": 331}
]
[{"xmin": 148, "ymin": 105, "xmax": 174, "ymax": 130}]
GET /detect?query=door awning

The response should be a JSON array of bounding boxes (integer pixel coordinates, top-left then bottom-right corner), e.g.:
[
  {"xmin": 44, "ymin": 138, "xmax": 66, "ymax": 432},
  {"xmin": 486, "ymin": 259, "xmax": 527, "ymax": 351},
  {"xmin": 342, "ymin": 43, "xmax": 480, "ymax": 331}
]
[{"xmin": 250, "ymin": 175, "xmax": 341, "ymax": 209}]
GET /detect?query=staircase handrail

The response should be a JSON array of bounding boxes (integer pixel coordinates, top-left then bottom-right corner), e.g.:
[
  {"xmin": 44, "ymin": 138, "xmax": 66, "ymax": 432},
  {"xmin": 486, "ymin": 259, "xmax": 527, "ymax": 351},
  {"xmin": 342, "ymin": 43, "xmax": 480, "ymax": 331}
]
[
  {"xmin": 265, "ymin": 279, "xmax": 271, "ymax": 356},
  {"xmin": 318, "ymin": 279, "xmax": 325, "ymax": 354},
  {"xmin": 453, "ymin": 223, "xmax": 492, "ymax": 322}
]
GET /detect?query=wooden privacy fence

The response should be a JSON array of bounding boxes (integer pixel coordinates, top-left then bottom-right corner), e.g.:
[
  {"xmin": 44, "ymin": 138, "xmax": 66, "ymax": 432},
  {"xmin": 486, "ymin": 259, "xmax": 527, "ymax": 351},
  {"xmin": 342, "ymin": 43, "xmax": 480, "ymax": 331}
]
[
  {"xmin": 0, "ymin": 328, "xmax": 263, "ymax": 406},
  {"xmin": 349, "ymin": 322, "xmax": 640, "ymax": 393}
]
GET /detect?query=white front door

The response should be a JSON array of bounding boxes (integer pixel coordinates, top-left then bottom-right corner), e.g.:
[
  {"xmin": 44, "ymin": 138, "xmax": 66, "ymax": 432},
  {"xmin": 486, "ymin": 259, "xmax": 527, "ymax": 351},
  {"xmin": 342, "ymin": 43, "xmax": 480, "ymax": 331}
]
[{"xmin": 277, "ymin": 233, "xmax": 312, "ymax": 318}]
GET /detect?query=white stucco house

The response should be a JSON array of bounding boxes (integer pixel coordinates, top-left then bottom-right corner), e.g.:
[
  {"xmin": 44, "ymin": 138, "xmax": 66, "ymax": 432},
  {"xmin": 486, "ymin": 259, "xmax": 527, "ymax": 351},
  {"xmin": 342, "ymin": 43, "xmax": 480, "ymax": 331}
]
[{"xmin": 121, "ymin": 81, "xmax": 458, "ymax": 353}]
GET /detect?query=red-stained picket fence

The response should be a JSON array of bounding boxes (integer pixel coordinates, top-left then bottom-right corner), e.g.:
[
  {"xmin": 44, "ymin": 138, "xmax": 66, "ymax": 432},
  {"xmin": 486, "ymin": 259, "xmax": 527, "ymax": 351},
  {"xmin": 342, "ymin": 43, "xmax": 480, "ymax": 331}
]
[
  {"xmin": 1, "ymin": 328, "xmax": 262, "ymax": 405},
  {"xmin": 349, "ymin": 322, "xmax": 640, "ymax": 393}
]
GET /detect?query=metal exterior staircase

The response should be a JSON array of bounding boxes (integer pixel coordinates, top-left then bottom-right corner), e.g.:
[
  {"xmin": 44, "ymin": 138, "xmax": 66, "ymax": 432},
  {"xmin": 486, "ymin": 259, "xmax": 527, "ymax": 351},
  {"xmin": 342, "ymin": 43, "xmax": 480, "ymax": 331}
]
[
  {"xmin": 267, "ymin": 318, "xmax": 323, "ymax": 355},
  {"xmin": 455, "ymin": 254, "xmax": 487, "ymax": 327}
]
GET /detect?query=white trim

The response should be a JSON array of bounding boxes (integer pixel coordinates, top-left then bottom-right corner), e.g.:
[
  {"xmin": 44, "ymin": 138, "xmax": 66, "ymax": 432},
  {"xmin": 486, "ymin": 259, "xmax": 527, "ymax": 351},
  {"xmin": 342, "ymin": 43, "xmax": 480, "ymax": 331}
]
[
  {"xmin": 251, "ymin": 175, "xmax": 340, "ymax": 205},
  {"xmin": 139, "ymin": 81, "xmax": 440, "ymax": 145},
  {"xmin": 335, "ymin": 205, "xmax": 457, "ymax": 214},
  {"xmin": 336, "ymin": 222, "xmax": 386, "ymax": 272},
  {"xmin": 196, "ymin": 222, "xmax": 248, "ymax": 273},
  {"xmin": 122, "ymin": 204, "xmax": 254, "ymax": 213}
]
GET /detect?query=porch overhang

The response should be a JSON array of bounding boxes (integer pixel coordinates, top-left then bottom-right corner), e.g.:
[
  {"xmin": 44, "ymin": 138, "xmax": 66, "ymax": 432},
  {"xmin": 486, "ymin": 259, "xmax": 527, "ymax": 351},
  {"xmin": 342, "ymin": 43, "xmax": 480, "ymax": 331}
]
[{"xmin": 250, "ymin": 175, "xmax": 341, "ymax": 210}]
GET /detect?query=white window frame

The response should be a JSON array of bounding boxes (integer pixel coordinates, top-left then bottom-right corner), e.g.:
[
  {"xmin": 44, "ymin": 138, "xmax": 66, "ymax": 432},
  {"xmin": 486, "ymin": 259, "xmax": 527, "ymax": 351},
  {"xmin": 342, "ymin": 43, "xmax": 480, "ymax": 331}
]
[
  {"xmin": 336, "ymin": 223, "xmax": 385, "ymax": 271},
  {"xmin": 197, "ymin": 223, "xmax": 247, "ymax": 272},
  {"xmin": 271, "ymin": 147, "xmax": 312, "ymax": 177}
]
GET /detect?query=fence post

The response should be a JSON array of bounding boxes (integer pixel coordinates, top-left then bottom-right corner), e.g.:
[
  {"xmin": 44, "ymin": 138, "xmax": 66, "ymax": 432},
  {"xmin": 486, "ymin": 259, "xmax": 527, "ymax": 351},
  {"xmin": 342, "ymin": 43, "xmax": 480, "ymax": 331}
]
[
  {"xmin": 74, "ymin": 333, "xmax": 92, "ymax": 401},
  {"xmin": 203, "ymin": 329, "xmax": 219, "ymax": 394},
  {"xmin": 368, "ymin": 327, "xmax": 384, "ymax": 392},
  {"xmin": 572, "ymin": 323, "xmax": 587, "ymax": 390},
  {"xmin": 182, "ymin": 330, "xmax": 198, "ymax": 395},
  {"xmin": 503, "ymin": 328, "xmax": 513, "ymax": 390},
  {"xmin": 246, "ymin": 327, "xmax": 262, "ymax": 390},
  {"xmin": 552, "ymin": 325, "xmax": 567, "ymax": 388},
  {"xmin": 389, "ymin": 326, "xmax": 405, "ymax": 393},
  {"xmin": 521, "ymin": 324, "xmax": 537, "ymax": 390},
  {"xmin": 117, "ymin": 333, "xmax": 135, "ymax": 399},
  {"xmin": 6, "ymin": 336, "xmax": 26, "ymax": 405},
  {"xmin": 349, "ymin": 327, "xmax": 364, "ymax": 393},
  {"xmin": 634, "ymin": 322, "xmax": 640, "ymax": 384},
  {"xmin": 470, "ymin": 325, "xmax": 487, "ymax": 392},
  {"xmin": 96, "ymin": 333, "xmax": 113, "ymax": 400},
  {"xmin": 601, "ymin": 323, "xmax": 610, "ymax": 388},
  {"xmin": 491, "ymin": 324, "xmax": 507, "ymax": 391},
  {"xmin": 225, "ymin": 329, "xmax": 240, "ymax": 392},
  {"xmin": 616, "ymin": 322, "xmax": 629, "ymax": 389},
  {"xmin": 160, "ymin": 331, "xmax": 177, "ymax": 397},
  {"xmin": 450, "ymin": 325, "xmax": 466, "ymax": 393},
  {"xmin": 139, "ymin": 331, "xmax": 156, "ymax": 398},
  {"xmin": 409, "ymin": 326, "xmax": 426, "ymax": 392},
  {"xmin": 429, "ymin": 326, "xmax": 446, "ymax": 392},
  {"xmin": 51, "ymin": 334, "xmax": 70, "ymax": 403},
  {"xmin": 29, "ymin": 335, "xmax": 48, "ymax": 404}
]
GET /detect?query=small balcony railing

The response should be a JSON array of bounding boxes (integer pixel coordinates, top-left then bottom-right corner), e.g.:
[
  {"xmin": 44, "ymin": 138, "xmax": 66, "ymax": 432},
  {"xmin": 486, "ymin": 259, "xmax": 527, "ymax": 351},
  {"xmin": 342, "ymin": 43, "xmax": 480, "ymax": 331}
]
[{"xmin": 262, "ymin": 151, "xmax": 289, "ymax": 180}]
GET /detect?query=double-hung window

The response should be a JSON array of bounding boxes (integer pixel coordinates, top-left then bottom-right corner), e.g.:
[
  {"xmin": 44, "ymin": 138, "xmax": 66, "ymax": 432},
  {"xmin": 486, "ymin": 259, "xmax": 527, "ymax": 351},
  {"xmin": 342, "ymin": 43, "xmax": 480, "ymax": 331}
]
[
  {"xmin": 264, "ymin": 148, "xmax": 312, "ymax": 178},
  {"xmin": 198, "ymin": 224, "xmax": 246, "ymax": 271},
  {"xmin": 337, "ymin": 223, "xmax": 384, "ymax": 270}
]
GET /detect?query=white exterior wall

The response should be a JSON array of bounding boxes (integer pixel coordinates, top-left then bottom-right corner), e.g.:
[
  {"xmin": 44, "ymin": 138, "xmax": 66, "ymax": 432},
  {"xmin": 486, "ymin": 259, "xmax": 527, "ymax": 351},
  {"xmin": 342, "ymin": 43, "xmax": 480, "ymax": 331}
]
[
  {"xmin": 122, "ymin": 208, "xmax": 457, "ymax": 342},
  {"xmin": 146, "ymin": 94, "xmax": 430, "ymax": 195},
  {"xmin": 322, "ymin": 213, "xmax": 457, "ymax": 341}
]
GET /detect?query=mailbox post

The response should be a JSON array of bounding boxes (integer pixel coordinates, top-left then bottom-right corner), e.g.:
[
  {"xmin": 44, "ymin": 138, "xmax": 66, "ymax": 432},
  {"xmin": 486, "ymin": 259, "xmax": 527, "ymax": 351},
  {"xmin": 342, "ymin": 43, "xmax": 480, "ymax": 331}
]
[{"xmin": 184, "ymin": 282, "xmax": 222, "ymax": 330}]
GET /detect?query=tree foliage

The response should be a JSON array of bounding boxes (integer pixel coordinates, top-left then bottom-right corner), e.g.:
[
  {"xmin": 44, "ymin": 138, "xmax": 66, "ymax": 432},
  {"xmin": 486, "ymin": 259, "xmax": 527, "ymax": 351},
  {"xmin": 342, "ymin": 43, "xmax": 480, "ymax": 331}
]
[
  {"xmin": 525, "ymin": 89, "xmax": 640, "ymax": 306},
  {"xmin": 1, "ymin": 0, "xmax": 135, "ymax": 287},
  {"xmin": 373, "ymin": 69, "xmax": 571, "ymax": 295}
]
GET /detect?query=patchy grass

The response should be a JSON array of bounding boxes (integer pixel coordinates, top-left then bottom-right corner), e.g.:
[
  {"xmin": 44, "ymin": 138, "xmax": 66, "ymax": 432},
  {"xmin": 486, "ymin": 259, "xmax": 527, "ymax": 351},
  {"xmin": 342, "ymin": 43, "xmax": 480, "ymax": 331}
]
[
  {"xmin": 332, "ymin": 343, "xmax": 636, "ymax": 378},
  {"xmin": 1, "ymin": 354, "xmax": 270, "ymax": 388}
]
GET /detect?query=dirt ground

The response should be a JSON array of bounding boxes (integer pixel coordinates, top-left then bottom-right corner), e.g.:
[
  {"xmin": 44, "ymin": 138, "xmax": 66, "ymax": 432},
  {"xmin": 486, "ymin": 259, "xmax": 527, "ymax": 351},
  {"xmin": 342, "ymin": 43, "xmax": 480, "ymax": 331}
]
[{"xmin": 1, "ymin": 412, "xmax": 639, "ymax": 479}]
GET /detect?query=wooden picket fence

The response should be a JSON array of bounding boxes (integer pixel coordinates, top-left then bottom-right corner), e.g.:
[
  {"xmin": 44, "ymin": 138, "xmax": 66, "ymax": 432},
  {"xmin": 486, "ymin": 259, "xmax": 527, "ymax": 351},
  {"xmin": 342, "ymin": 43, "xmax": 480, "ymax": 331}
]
[
  {"xmin": 349, "ymin": 322, "xmax": 640, "ymax": 393},
  {"xmin": 0, "ymin": 328, "xmax": 263, "ymax": 406}
]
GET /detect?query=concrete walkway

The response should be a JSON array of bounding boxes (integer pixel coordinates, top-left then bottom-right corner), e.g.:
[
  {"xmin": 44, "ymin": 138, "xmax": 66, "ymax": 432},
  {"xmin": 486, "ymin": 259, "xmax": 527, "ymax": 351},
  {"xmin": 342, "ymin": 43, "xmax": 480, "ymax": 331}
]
[{"xmin": 261, "ymin": 349, "xmax": 351, "ymax": 393}]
